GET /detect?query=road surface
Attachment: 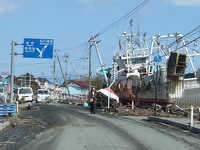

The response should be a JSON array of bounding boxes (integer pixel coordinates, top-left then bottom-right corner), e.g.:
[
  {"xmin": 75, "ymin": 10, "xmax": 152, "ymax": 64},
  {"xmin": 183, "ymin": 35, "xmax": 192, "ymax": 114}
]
[
  {"xmin": 0, "ymin": 102, "xmax": 200, "ymax": 150},
  {"xmin": 22, "ymin": 103, "xmax": 200, "ymax": 150}
]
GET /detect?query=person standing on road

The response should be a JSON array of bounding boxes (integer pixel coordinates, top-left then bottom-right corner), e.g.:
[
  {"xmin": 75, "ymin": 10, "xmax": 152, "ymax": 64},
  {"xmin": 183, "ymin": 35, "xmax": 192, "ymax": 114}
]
[{"xmin": 88, "ymin": 87, "xmax": 98, "ymax": 114}]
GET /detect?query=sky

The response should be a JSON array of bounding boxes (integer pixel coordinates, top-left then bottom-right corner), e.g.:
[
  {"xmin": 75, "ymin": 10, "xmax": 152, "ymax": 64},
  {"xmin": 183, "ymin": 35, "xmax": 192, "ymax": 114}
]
[{"xmin": 0, "ymin": 0, "xmax": 200, "ymax": 85}]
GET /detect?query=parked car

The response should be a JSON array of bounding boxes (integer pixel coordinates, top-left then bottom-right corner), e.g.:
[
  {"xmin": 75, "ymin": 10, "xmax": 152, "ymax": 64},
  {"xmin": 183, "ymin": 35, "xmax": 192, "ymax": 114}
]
[
  {"xmin": 17, "ymin": 87, "xmax": 33, "ymax": 102},
  {"xmin": 36, "ymin": 89, "xmax": 50, "ymax": 103}
]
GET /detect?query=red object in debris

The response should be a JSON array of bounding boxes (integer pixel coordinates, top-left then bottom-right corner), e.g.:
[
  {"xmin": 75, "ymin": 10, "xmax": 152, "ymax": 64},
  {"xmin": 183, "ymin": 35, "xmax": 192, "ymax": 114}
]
[{"xmin": 97, "ymin": 88, "xmax": 119, "ymax": 103}]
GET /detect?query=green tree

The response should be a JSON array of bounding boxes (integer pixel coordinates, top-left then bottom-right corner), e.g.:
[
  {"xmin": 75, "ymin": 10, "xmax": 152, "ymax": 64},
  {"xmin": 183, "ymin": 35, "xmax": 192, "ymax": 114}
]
[
  {"xmin": 78, "ymin": 76, "xmax": 103, "ymax": 90},
  {"xmin": 91, "ymin": 77, "xmax": 103, "ymax": 90}
]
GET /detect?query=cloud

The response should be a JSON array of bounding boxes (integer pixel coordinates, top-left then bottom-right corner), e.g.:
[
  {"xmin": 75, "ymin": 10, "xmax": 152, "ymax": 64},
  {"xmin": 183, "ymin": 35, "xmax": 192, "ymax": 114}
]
[
  {"xmin": 0, "ymin": 0, "xmax": 19, "ymax": 16},
  {"xmin": 166, "ymin": 0, "xmax": 200, "ymax": 7}
]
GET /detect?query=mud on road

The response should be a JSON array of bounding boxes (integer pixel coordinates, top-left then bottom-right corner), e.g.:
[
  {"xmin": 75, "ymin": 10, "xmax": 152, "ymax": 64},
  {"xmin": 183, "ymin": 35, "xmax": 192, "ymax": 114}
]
[{"xmin": 0, "ymin": 103, "xmax": 70, "ymax": 150}]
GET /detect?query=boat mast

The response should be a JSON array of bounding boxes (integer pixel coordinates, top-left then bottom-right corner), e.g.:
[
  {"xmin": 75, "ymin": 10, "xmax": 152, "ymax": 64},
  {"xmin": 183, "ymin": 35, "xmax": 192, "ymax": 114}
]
[
  {"xmin": 126, "ymin": 20, "xmax": 134, "ymax": 73},
  {"xmin": 130, "ymin": 19, "xmax": 133, "ymax": 44}
]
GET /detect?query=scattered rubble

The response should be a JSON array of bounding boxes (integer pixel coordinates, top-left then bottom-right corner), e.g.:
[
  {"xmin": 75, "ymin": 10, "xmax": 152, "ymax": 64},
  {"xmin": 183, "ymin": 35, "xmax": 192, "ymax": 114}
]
[
  {"xmin": 57, "ymin": 99, "xmax": 200, "ymax": 120},
  {"xmin": 59, "ymin": 99, "xmax": 88, "ymax": 106},
  {"xmin": 101, "ymin": 103, "xmax": 200, "ymax": 120}
]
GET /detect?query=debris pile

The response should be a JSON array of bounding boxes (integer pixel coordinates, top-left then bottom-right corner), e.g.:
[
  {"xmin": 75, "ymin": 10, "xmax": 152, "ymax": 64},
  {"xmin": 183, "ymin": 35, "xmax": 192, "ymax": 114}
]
[
  {"xmin": 59, "ymin": 99, "xmax": 88, "ymax": 106},
  {"xmin": 102, "ymin": 103, "xmax": 200, "ymax": 119}
]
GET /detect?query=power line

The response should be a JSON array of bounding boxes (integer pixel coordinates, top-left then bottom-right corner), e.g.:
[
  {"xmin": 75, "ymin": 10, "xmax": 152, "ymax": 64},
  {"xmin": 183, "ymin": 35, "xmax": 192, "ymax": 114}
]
[
  {"xmin": 146, "ymin": 25, "xmax": 200, "ymax": 66},
  {"xmin": 59, "ymin": 42, "xmax": 87, "ymax": 52},
  {"xmin": 98, "ymin": 0, "xmax": 150, "ymax": 35},
  {"xmin": 167, "ymin": 25, "xmax": 200, "ymax": 49}
]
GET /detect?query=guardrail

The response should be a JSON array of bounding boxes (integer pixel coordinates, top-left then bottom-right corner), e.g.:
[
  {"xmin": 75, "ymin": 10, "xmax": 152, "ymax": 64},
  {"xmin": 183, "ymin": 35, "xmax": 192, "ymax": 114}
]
[
  {"xmin": 50, "ymin": 93, "xmax": 88, "ymax": 101},
  {"xmin": 0, "ymin": 104, "xmax": 16, "ymax": 116}
]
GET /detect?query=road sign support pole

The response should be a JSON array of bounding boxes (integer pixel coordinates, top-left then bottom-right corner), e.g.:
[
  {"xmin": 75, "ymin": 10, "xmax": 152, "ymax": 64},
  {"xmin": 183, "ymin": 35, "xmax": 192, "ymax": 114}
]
[
  {"xmin": 154, "ymin": 55, "xmax": 162, "ymax": 116},
  {"xmin": 108, "ymin": 63, "xmax": 116, "ymax": 108},
  {"xmin": 10, "ymin": 41, "xmax": 15, "ymax": 103},
  {"xmin": 154, "ymin": 65, "xmax": 158, "ymax": 116},
  {"xmin": 10, "ymin": 42, "xmax": 23, "ymax": 103}
]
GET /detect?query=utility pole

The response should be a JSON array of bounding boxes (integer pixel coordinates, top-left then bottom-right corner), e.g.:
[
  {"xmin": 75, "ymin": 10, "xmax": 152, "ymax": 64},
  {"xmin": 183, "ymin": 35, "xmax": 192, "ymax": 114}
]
[
  {"xmin": 10, "ymin": 41, "xmax": 15, "ymax": 103},
  {"xmin": 56, "ymin": 51, "xmax": 70, "ymax": 95},
  {"xmin": 68, "ymin": 56, "xmax": 78, "ymax": 80},
  {"xmin": 54, "ymin": 49, "xmax": 56, "ymax": 93},
  {"xmin": 42, "ymin": 72, "xmax": 44, "ymax": 88},
  {"xmin": 20, "ymin": 75, "xmax": 26, "ymax": 87},
  {"xmin": 65, "ymin": 53, "xmax": 68, "ymax": 83},
  {"xmin": 24, "ymin": 74, "xmax": 26, "ymax": 87},
  {"xmin": 18, "ymin": 78, "xmax": 23, "ymax": 87},
  {"xmin": 83, "ymin": 58, "xmax": 86, "ymax": 78},
  {"xmin": 29, "ymin": 73, "xmax": 31, "ymax": 87},
  {"xmin": 93, "ymin": 38, "xmax": 109, "ymax": 87},
  {"xmin": 28, "ymin": 73, "xmax": 34, "ymax": 87},
  {"xmin": 88, "ymin": 39, "xmax": 92, "ymax": 91}
]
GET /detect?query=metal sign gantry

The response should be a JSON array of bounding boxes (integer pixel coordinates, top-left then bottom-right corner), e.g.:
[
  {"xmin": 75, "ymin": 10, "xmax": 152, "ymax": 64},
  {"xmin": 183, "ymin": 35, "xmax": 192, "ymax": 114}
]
[{"xmin": 10, "ymin": 38, "xmax": 54, "ymax": 102}]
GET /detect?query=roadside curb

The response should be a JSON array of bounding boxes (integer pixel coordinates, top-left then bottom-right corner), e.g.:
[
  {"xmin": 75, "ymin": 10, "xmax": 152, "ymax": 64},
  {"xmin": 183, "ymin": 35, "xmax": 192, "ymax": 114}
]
[
  {"xmin": 0, "ymin": 121, "xmax": 10, "ymax": 131},
  {"xmin": 147, "ymin": 116, "xmax": 200, "ymax": 134}
]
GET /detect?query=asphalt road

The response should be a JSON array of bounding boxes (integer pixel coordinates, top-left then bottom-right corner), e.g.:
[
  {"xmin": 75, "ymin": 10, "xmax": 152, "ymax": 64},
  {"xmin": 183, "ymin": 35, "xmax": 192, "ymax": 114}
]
[{"xmin": 1, "ymin": 102, "xmax": 200, "ymax": 150}]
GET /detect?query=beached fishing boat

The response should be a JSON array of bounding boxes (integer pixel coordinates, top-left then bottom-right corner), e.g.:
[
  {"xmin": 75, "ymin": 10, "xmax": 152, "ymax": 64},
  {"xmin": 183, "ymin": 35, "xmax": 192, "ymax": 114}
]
[{"xmin": 97, "ymin": 22, "xmax": 200, "ymax": 107}]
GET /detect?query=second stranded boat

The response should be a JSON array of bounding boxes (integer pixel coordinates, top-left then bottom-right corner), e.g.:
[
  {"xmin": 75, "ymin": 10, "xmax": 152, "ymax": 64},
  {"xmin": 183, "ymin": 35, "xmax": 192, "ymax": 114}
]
[{"xmin": 97, "ymin": 23, "xmax": 200, "ymax": 107}]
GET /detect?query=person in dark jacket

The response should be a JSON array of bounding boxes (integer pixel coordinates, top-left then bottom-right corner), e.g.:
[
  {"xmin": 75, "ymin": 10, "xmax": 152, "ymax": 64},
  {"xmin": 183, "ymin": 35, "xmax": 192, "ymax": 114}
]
[{"xmin": 88, "ymin": 87, "xmax": 98, "ymax": 114}]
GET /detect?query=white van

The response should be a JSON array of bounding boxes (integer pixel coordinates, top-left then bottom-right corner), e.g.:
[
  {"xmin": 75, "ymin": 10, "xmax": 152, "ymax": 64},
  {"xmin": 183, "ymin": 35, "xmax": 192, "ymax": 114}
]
[
  {"xmin": 17, "ymin": 87, "xmax": 33, "ymax": 102},
  {"xmin": 36, "ymin": 89, "xmax": 50, "ymax": 103}
]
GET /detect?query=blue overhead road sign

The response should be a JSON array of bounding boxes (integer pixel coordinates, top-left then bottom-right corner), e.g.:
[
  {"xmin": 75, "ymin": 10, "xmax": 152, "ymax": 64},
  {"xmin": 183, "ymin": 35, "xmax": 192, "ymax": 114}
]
[{"xmin": 23, "ymin": 38, "xmax": 54, "ymax": 59}]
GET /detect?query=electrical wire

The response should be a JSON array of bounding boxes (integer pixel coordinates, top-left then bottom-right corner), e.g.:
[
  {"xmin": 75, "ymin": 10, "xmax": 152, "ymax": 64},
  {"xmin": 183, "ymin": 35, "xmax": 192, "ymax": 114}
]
[
  {"xmin": 11, "ymin": 0, "xmax": 151, "ymax": 81},
  {"xmin": 98, "ymin": 0, "xmax": 150, "ymax": 35},
  {"xmin": 146, "ymin": 25, "xmax": 200, "ymax": 66}
]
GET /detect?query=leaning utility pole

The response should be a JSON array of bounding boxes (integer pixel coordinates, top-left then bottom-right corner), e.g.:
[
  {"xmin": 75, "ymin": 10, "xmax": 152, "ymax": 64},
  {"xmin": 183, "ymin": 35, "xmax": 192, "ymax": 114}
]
[
  {"xmin": 56, "ymin": 51, "xmax": 70, "ymax": 95},
  {"xmin": 93, "ymin": 38, "xmax": 109, "ymax": 87},
  {"xmin": 68, "ymin": 55, "xmax": 78, "ymax": 80},
  {"xmin": 54, "ymin": 49, "xmax": 56, "ymax": 93},
  {"xmin": 89, "ymin": 34, "xmax": 109, "ymax": 87}
]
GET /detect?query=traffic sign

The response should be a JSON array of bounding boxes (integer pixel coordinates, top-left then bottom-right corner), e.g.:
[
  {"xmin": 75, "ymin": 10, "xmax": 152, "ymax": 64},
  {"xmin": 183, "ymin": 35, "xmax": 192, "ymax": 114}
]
[
  {"xmin": 23, "ymin": 38, "xmax": 54, "ymax": 59},
  {"xmin": 1, "ymin": 72, "xmax": 9, "ymax": 76},
  {"xmin": 154, "ymin": 55, "xmax": 162, "ymax": 62}
]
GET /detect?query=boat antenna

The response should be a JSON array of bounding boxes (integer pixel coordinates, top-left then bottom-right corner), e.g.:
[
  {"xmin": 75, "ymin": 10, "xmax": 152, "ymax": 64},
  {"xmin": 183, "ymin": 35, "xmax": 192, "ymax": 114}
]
[
  {"xmin": 137, "ymin": 15, "xmax": 140, "ymax": 36},
  {"xmin": 130, "ymin": 19, "xmax": 133, "ymax": 43}
]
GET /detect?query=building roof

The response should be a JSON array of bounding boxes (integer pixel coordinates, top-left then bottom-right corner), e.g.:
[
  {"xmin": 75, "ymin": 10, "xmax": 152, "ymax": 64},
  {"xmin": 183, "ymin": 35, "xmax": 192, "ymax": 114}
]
[
  {"xmin": 5, "ymin": 75, "xmax": 18, "ymax": 80},
  {"xmin": 70, "ymin": 80, "xmax": 89, "ymax": 88},
  {"xmin": 36, "ymin": 77, "xmax": 51, "ymax": 84}
]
